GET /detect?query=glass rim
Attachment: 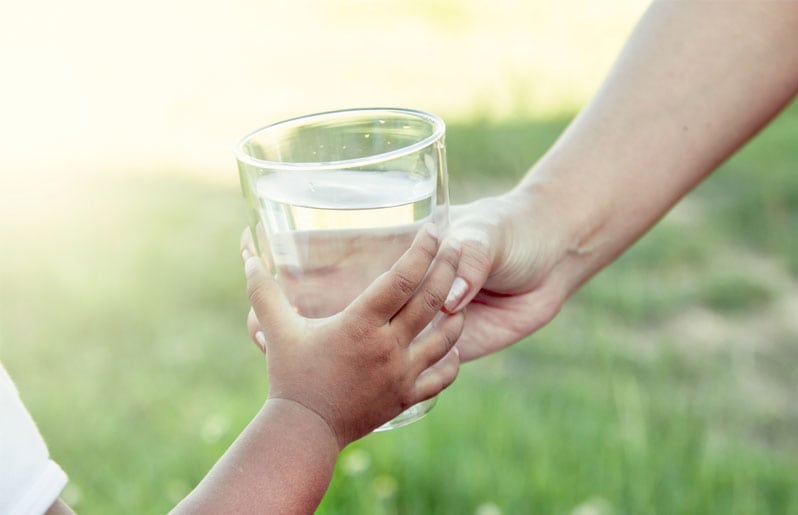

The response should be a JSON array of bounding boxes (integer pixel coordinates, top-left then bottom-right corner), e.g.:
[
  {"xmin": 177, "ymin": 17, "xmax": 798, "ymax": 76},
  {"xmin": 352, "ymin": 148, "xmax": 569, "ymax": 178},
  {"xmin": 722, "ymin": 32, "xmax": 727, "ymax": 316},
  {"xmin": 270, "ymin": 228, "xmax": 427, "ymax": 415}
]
[{"xmin": 235, "ymin": 107, "xmax": 445, "ymax": 171}]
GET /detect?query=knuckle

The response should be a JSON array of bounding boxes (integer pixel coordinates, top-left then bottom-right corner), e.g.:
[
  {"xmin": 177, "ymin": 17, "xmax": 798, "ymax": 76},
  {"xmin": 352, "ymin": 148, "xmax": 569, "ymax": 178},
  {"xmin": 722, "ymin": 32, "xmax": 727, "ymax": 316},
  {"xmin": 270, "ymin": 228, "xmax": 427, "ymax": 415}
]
[
  {"xmin": 390, "ymin": 332, "xmax": 409, "ymax": 352},
  {"xmin": 392, "ymin": 270, "xmax": 418, "ymax": 298},
  {"xmin": 450, "ymin": 312, "xmax": 466, "ymax": 337},
  {"xmin": 440, "ymin": 244, "xmax": 462, "ymax": 270},
  {"xmin": 437, "ymin": 330, "xmax": 457, "ymax": 359},
  {"xmin": 247, "ymin": 280, "xmax": 267, "ymax": 307},
  {"xmin": 457, "ymin": 239, "xmax": 494, "ymax": 279},
  {"xmin": 442, "ymin": 314, "xmax": 464, "ymax": 346},
  {"xmin": 343, "ymin": 312, "xmax": 375, "ymax": 342},
  {"xmin": 429, "ymin": 316, "xmax": 463, "ymax": 363},
  {"xmin": 422, "ymin": 288, "xmax": 446, "ymax": 312},
  {"xmin": 460, "ymin": 238, "xmax": 493, "ymax": 274},
  {"xmin": 416, "ymin": 236, "xmax": 438, "ymax": 261}
]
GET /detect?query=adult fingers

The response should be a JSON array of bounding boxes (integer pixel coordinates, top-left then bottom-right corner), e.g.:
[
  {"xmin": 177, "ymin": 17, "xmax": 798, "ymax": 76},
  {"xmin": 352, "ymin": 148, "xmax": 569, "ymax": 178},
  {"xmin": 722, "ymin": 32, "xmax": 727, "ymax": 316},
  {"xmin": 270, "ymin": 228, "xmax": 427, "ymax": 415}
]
[
  {"xmin": 391, "ymin": 239, "xmax": 461, "ymax": 339},
  {"xmin": 442, "ymin": 223, "xmax": 495, "ymax": 313},
  {"xmin": 348, "ymin": 224, "xmax": 440, "ymax": 324},
  {"xmin": 444, "ymin": 204, "xmax": 506, "ymax": 313}
]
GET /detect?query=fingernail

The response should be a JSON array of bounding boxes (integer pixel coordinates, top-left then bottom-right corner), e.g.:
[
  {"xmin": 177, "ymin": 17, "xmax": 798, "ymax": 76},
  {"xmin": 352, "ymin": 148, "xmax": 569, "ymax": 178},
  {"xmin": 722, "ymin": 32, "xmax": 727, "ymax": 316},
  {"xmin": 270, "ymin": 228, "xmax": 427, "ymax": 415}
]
[
  {"xmin": 453, "ymin": 347, "xmax": 460, "ymax": 358},
  {"xmin": 242, "ymin": 248, "xmax": 252, "ymax": 262},
  {"xmin": 244, "ymin": 255, "xmax": 260, "ymax": 276},
  {"xmin": 444, "ymin": 277, "xmax": 469, "ymax": 312},
  {"xmin": 426, "ymin": 223, "xmax": 439, "ymax": 240},
  {"xmin": 447, "ymin": 238, "xmax": 461, "ymax": 253},
  {"xmin": 255, "ymin": 331, "xmax": 267, "ymax": 350}
]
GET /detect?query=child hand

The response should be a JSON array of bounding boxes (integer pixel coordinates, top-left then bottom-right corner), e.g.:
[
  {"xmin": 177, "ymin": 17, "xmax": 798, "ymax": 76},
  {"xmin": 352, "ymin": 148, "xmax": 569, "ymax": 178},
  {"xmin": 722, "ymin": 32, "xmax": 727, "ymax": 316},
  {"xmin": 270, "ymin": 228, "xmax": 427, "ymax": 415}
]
[{"xmin": 243, "ymin": 224, "xmax": 464, "ymax": 448}]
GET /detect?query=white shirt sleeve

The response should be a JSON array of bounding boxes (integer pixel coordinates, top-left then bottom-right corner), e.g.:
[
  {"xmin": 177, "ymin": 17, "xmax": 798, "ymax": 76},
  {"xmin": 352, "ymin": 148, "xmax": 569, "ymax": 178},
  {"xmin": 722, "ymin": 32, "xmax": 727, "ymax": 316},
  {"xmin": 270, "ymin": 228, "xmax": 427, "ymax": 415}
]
[{"xmin": 0, "ymin": 363, "xmax": 68, "ymax": 515}]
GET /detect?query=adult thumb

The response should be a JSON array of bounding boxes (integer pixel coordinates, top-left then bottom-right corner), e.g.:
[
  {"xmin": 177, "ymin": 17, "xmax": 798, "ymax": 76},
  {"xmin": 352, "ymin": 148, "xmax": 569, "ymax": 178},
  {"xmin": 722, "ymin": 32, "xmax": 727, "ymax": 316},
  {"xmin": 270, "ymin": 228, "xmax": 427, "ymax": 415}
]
[{"xmin": 442, "ymin": 227, "xmax": 495, "ymax": 313}]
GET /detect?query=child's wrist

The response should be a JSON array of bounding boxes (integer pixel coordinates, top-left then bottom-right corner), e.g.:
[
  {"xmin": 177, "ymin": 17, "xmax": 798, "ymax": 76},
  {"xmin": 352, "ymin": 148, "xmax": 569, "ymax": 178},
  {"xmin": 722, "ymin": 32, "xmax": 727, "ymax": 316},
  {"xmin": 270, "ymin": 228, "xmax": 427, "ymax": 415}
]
[{"xmin": 262, "ymin": 397, "xmax": 343, "ymax": 451}]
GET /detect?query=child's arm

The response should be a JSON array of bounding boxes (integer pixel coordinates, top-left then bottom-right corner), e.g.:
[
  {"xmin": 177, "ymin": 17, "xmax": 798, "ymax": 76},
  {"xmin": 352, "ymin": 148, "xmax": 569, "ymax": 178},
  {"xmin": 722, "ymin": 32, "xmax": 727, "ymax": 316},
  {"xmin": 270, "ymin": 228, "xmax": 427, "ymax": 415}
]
[{"xmin": 170, "ymin": 224, "xmax": 462, "ymax": 514}]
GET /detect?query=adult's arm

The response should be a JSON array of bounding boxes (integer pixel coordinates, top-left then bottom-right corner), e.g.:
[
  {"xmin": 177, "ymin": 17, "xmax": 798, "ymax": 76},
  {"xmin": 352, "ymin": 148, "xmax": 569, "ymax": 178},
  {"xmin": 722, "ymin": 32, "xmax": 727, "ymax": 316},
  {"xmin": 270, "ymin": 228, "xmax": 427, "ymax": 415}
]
[{"xmin": 448, "ymin": 0, "xmax": 798, "ymax": 360}]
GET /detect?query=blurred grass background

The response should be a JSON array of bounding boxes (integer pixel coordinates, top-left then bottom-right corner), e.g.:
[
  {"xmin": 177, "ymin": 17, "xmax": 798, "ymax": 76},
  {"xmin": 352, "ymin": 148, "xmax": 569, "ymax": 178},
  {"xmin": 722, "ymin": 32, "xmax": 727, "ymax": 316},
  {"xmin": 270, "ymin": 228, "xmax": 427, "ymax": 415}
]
[{"xmin": 2, "ymin": 1, "xmax": 797, "ymax": 514}]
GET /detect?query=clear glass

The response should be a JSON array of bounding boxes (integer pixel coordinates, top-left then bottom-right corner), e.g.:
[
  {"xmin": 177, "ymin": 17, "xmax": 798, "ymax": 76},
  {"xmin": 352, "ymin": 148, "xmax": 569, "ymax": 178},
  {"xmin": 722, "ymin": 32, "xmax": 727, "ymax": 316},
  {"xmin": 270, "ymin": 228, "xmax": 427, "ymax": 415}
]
[{"xmin": 236, "ymin": 108, "xmax": 449, "ymax": 430}]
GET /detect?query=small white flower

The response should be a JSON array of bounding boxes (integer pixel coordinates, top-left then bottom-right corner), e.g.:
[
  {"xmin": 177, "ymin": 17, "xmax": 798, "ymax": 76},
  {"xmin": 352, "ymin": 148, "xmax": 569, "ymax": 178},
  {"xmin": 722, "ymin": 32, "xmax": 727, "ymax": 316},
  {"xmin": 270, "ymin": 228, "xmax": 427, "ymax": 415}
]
[
  {"xmin": 372, "ymin": 474, "xmax": 398, "ymax": 499},
  {"xmin": 571, "ymin": 497, "xmax": 613, "ymax": 515},
  {"xmin": 475, "ymin": 501, "xmax": 502, "ymax": 515},
  {"xmin": 341, "ymin": 448, "xmax": 371, "ymax": 476},
  {"xmin": 200, "ymin": 413, "xmax": 230, "ymax": 443}
]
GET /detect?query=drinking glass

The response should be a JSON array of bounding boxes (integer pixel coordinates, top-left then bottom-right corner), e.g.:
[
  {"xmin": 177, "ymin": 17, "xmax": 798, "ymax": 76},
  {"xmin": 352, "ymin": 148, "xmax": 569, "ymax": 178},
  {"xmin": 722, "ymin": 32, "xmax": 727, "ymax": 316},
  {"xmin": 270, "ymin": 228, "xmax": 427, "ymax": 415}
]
[{"xmin": 236, "ymin": 108, "xmax": 449, "ymax": 430}]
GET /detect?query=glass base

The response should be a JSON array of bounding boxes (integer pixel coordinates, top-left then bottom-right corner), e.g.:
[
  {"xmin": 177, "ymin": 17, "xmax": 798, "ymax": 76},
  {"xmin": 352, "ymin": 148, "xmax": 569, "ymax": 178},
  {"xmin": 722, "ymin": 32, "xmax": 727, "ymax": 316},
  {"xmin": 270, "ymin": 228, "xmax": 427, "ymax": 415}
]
[{"xmin": 373, "ymin": 397, "xmax": 437, "ymax": 432}]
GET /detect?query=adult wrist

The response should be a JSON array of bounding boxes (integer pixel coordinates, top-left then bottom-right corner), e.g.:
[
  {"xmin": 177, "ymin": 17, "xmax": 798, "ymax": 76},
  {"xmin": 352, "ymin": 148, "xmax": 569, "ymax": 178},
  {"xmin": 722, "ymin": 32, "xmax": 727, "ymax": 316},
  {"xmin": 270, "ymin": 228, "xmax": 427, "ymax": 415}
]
[
  {"xmin": 516, "ymin": 155, "xmax": 610, "ymax": 254},
  {"xmin": 511, "ymin": 161, "xmax": 612, "ymax": 297}
]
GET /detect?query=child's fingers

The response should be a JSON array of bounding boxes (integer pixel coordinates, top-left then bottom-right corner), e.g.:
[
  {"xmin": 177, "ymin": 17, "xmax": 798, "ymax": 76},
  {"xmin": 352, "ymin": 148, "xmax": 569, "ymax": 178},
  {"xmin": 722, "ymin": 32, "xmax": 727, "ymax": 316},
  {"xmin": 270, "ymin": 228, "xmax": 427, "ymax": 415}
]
[
  {"xmin": 241, "ymin": 225, "xmax": 275, "ymax": 273},
  {"xmin": 241, "ymin": 232, "xmax": 270, "ymax": 353},
  {"xmin": 413, "ymin": 345, "xmax": 461, "ymax": 403},
  {"xmin": 247, "ymin": 307, "xmax": 267, "ymax": 354},
  {"xmin": 408, "ymin": 311, "xmax": 465, "ymax": 374},
  {"xmin": 240, "ymin": 227, "xmax": 257, "ymax": 257},
  {"xmin": 392, "ymin": 239, "xmax": 461, "ymax": 339},
  {"xmin": 245, "ymin": 255, "xmax": 297, "ymax": 344},
  {"xmin": 348, "ymin": 224, "xmax": 440, "ymax": 324}
]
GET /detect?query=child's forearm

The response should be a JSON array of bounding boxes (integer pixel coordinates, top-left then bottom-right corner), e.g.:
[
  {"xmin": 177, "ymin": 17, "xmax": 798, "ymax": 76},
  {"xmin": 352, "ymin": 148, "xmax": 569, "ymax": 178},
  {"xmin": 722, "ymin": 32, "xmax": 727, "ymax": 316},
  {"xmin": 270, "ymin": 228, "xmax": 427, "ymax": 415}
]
[{"xmin": 172, "ymin": 398, "xmax": 339, "ymax": 515}]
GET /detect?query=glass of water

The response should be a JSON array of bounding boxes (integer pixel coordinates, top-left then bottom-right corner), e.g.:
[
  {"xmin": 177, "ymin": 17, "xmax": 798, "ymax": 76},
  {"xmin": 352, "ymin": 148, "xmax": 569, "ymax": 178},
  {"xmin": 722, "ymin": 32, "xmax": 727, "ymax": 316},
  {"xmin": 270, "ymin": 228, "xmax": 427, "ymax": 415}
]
[{"xmin": 236, "ymin": 108, "xmax": 449, "ymax": 430}]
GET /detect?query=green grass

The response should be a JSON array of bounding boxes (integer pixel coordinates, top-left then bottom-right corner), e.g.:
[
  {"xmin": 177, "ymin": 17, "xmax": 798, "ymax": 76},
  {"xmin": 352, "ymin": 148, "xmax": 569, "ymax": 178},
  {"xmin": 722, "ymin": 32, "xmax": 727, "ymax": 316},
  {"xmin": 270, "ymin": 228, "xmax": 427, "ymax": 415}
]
[{"xmin": 2, "ymin": 102, "xmax": 798, "ymax": 514}]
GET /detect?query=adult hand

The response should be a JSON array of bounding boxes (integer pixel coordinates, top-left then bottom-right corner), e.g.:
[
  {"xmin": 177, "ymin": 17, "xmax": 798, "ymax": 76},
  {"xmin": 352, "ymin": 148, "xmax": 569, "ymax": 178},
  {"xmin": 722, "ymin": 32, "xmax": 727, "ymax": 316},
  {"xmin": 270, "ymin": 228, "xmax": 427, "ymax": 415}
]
[{"xmin": 443, "ymin": 186, "xmax": 578, "ymax": 362}]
